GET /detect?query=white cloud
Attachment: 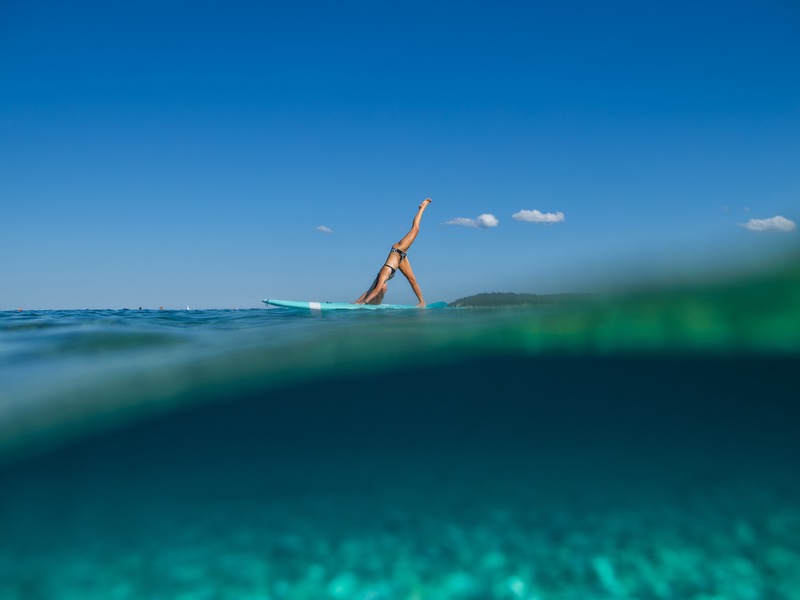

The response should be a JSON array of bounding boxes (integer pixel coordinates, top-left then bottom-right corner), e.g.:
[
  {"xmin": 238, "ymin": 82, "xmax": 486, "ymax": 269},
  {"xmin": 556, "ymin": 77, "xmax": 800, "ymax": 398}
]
[
  {"xmin": 443, "ymin": 213, "xmax": 499, "ymax": 229},
  {"xmin": 739, "ymin": 215, "xmax": 796, "ymax": 232},
  {"xmin": 512, "ymin": 209, "xmax": 565, "ymax": 224},
  {"xmin": 315, "ymin": 225, "xmax": 333, "ymax": 234}
]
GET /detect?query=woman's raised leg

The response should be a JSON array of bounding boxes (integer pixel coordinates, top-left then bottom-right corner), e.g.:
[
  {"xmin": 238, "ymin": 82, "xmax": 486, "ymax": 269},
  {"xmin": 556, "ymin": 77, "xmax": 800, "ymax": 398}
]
[{"xmin": 394, "ymin": 198, "xmax": 432, "ymax": 252}]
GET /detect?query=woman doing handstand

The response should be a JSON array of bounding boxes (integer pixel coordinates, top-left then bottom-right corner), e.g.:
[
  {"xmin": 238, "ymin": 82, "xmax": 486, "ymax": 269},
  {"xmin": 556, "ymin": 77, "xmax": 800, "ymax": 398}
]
[{"xmin": 354, "ymin": 199, "xmax": 432, "ymax": 307}]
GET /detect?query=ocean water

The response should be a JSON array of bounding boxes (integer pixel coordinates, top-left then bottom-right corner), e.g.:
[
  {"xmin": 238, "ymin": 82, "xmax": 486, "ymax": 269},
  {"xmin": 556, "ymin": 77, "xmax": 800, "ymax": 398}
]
[{"xmin": 1, "ymin": 263, "xmax": 800, "ymax": 600}]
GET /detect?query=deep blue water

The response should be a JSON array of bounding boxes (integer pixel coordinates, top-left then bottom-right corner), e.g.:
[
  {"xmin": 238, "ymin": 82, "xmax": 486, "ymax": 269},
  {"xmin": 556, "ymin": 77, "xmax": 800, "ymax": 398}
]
[{"xmin": 1, "ymin": 291, "xmax": 799, "ymax": 598}]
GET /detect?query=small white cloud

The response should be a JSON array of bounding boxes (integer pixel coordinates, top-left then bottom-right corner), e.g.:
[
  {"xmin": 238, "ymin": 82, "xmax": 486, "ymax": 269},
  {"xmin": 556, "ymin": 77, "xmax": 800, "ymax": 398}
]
[
  {"xmin": 476, "ymin": 213, "xmax": 499, "ymax": 228},
  {"xmin": 315, "ymin": 225, "xmax": 333, "ymax": 234},
  {"xmin": 512, "ymin": 209, "xmax": 565, "ymax": 224},
  {"xmin": 444, "ymin": 213, "xmax": 499, "ymax": 229},
  {"xmin": 739, "ymin": 215, "xmax": 796, "ymax": 232}
]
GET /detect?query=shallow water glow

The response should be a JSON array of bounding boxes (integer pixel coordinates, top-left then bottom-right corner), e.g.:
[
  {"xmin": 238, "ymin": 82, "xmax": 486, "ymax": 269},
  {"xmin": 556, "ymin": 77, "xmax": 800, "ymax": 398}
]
[{"xmin": 1, "ymin": 265, "xmax": 799, "ymax": 598}]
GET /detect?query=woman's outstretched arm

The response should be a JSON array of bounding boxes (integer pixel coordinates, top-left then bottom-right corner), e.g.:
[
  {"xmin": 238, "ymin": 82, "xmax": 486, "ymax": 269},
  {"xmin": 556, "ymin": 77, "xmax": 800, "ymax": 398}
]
[
  {"xmin": 354, "ymin": 276, "xmax": 378, "ymax": 304},
  {"xmin": 361, "ymin": 267, "xmax": 393, "ymax": 304}
]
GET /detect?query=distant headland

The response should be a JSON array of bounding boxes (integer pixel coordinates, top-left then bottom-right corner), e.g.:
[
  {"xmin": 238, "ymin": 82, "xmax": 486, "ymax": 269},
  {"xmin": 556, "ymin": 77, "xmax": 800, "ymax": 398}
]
[{"xmin": 448, "ymin": 292, "xmax": 592, "ymax": 308}]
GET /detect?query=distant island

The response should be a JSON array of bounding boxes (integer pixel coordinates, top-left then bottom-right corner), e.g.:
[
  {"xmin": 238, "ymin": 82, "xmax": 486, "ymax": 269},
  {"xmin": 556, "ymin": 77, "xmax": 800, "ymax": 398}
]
[{"xmin": 448, "ymin": 292, "xmax": 591, "ymax": 308}]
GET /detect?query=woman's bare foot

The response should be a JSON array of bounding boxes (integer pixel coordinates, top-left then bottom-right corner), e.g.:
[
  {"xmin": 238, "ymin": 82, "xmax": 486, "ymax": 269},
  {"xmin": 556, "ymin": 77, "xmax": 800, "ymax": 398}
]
[{"xmin": 419, "ymin": 198, "xmax": 432, "ymax": 210}]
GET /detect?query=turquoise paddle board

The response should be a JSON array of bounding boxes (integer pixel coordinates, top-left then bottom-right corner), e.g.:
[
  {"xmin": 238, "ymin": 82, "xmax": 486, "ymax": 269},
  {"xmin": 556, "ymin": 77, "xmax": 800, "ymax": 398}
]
[{"xmin": 263, "ymin": 299, "xmax": 448, "ymax": 311}]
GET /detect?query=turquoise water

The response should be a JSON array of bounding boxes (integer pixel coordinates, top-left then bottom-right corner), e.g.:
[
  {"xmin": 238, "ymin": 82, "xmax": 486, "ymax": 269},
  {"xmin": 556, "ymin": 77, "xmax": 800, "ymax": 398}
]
[{"xmin": 1, "ymin": 266, "xmax": 800, "ymax": 599}]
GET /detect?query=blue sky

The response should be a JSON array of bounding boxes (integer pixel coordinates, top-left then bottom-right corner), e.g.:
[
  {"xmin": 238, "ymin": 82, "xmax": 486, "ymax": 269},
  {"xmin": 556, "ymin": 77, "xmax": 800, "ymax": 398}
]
[{"xmin": 1, "ymin": 0, "xmax": 798, "ymax": 309}]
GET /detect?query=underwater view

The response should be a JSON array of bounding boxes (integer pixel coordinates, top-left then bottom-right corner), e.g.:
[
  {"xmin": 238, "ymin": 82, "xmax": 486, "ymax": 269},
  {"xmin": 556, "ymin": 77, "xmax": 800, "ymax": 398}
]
[{"xmin": 1, "ymin": 262, "xmax": 800, "ymax": 599}]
